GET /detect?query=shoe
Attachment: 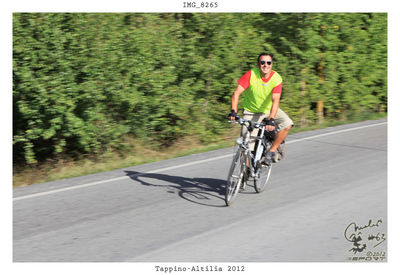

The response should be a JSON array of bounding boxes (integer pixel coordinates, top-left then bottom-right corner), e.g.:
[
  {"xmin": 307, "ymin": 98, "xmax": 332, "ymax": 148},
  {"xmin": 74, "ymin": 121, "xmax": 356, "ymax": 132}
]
[
  {"xmin": 261, "ymin": 151, "xmax": 276, "ymax": 165},
  {"xmin": 240, "ymin": 167, "xmax": 250, "ymax": 190},
  {"xmin": 276, "ymin": 141, "xmax": 285, "ymax": 161},
  {"xmin": 242, "ymin": 166, "xmax": 250, "ymax": 182}
]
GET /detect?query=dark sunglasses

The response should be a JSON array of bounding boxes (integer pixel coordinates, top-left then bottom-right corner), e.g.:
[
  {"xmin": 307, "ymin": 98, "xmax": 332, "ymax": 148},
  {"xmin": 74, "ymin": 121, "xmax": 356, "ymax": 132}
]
[{"xmin": 260, "ymin": 60, "xmax": 272, "ymax": 65}]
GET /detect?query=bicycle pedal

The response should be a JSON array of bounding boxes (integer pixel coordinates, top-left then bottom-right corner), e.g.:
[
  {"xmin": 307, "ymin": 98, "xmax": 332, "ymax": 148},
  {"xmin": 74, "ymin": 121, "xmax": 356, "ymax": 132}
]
[{"xmin": 261, "ymin": 163, "xmax": 271, "ymax": 168}]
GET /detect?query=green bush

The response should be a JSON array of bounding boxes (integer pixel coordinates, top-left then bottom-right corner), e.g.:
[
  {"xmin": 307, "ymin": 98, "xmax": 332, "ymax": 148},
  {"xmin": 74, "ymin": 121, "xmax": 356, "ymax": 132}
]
[{"xmin": 13, "ymin": 13, "xmax": 387, "ymax": 164}]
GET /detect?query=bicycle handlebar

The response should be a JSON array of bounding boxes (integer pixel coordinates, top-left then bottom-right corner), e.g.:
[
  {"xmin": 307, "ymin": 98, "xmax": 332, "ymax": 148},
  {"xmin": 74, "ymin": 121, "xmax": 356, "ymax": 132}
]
[
  {"xmin": 228, "ymin": 115, "xmax": 277, "ymax": 138},
  {"xmin": 228, "ymin": 115, "xmax": 266, "ymax": 129}
]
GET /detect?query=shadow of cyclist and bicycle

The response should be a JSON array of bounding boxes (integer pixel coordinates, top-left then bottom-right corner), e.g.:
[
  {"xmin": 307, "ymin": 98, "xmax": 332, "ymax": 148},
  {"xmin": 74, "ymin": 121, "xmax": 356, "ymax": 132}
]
[{"xmin": 124, "ymin": 171, "xmax": 255, "ymax": 207}]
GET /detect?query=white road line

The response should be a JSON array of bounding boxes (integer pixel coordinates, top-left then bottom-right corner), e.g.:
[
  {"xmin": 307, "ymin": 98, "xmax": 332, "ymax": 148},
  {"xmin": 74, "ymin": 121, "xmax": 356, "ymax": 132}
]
[
  {"xmin": 285, "ymin": 121, "xmax": 387, "ymax": 145},
  {"xmin": 13, "ymin": 121, "xmax": 387, "ymax": 201}
]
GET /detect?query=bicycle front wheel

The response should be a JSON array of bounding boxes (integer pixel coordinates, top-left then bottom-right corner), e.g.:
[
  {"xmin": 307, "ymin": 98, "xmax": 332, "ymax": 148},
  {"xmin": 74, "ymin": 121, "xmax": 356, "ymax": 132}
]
[
  {"xmin": 254, "ymin": 164, "xmax": 272, "ymax": 193},
  {"xmin": 225, "ymin": 148, "xmax": 245, "ymax": 206}
]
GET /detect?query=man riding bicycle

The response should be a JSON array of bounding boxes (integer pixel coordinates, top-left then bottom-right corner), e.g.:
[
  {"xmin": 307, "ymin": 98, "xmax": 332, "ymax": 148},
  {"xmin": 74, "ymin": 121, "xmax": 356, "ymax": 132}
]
[{"xmin": 228, "ymin": 53, "xmax": 293, "ymax": 165}]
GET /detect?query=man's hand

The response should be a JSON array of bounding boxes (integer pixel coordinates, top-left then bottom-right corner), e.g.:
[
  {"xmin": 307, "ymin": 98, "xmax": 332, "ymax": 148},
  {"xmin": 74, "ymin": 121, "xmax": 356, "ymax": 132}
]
[
  {"xmin": 264, "ymin": 117, "xmax": 275, "ymax": 131},
  {"xmin": 228, "ymin": 109, "xmax": 238, "ymax": 121}
]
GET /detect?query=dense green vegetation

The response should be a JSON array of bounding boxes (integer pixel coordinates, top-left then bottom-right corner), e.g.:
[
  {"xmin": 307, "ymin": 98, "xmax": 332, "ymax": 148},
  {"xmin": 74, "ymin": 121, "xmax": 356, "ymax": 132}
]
[{"xmin": 13, "ymin": 13, "xmax": 387, "ymax": 166}]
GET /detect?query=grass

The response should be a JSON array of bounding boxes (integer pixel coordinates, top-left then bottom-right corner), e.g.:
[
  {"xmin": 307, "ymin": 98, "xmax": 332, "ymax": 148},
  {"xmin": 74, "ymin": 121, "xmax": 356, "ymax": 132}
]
[{"xmin": 13, "ymin": 113, "xmax": 387, "ymax": 188}]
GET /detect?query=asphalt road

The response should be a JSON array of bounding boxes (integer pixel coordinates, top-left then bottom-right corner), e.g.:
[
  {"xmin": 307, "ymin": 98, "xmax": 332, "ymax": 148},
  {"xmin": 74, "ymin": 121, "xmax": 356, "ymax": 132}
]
[{"xmin": 13, "ymin": 119, "xmax": 387, "ymax": 262}]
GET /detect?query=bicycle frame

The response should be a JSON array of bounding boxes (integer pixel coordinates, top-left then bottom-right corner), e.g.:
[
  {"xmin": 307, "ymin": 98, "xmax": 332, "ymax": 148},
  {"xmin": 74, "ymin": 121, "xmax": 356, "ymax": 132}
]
[{"xmin": 235, "ymin": 118, "xmax": 270, "ymax": 187}]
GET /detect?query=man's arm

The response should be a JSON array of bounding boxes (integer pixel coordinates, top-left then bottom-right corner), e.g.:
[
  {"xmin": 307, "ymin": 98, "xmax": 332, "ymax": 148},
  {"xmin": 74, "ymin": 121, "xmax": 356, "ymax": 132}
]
[
  {"xmin": 265, "ymin": 93, "xmax": 281, "ymax": 131},
  {"xmin": 268, "ymin": 93, "xmax": 281, "ymax": 119},
  {"xmin": 229, "ymin": 84, "xmax": 246, "ymax": 119}
]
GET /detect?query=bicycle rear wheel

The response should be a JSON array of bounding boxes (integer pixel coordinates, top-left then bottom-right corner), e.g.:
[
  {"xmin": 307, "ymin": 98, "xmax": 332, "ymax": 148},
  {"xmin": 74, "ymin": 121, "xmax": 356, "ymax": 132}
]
[
  {"xmin": 254, "ymin": 163, "xmax": 272, "ymax": 193},
  {"xmin": 225, "ymin": 148, "xmax": 245, "ymax": 206}
]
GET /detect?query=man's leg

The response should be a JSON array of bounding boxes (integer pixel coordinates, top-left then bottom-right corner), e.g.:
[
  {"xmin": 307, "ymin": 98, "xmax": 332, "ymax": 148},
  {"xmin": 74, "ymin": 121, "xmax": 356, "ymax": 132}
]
[
  {"xmin": 269, "ymin": 125, "xmax": 291, "ymax": 152},
  {"xmin": 263, "ymin": 108, "xmax": 293, "ymax": 164}
]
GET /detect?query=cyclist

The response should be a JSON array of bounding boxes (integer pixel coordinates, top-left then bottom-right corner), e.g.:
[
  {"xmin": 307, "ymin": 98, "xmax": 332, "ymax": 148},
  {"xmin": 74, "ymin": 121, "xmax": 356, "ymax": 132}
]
[{"xmin": 228, "ymin": 53, "xmax": 293, "ymax": 165}]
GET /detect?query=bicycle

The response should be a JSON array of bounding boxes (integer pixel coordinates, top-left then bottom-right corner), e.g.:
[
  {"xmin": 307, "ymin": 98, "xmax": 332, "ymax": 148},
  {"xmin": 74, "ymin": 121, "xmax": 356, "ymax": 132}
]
[{"xmin": 225, "ymin": 115, "xmax": 274, "ymax": 206}]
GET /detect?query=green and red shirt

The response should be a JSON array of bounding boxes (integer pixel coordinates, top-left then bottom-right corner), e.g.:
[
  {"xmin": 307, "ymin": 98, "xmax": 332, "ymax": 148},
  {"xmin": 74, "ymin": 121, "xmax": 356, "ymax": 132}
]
[{"xmin": 237, "ymin": 68, "xmax": 282, "ymax": 113}]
